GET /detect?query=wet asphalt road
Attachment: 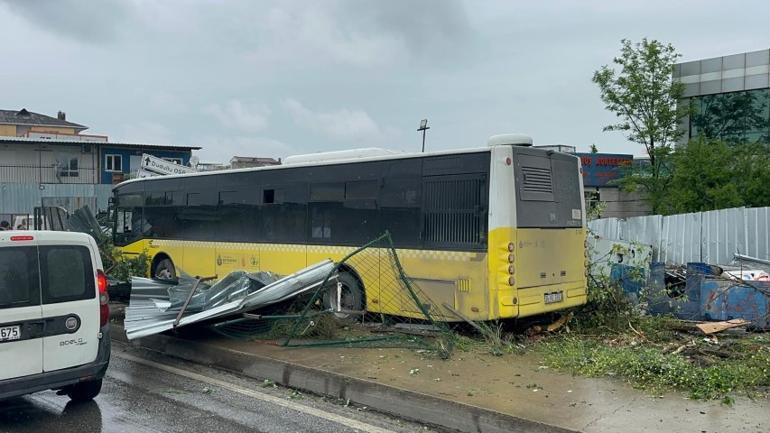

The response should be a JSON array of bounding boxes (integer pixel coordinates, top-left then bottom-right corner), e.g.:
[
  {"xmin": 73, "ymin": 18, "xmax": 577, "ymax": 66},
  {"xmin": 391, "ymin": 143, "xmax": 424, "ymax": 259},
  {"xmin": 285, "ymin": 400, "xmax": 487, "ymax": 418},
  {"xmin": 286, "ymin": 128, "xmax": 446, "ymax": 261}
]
[{"xmin": 0, "ymin": 343, "xmax": 439, "ymax": 433}]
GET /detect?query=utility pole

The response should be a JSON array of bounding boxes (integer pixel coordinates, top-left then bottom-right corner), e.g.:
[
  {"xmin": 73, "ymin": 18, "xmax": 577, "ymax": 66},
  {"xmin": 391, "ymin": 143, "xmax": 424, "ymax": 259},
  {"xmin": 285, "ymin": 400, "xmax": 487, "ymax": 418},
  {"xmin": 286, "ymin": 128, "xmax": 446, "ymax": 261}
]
[{"xmin": 418, "ymin": 119, "xmax": 430, "ymax": 152}]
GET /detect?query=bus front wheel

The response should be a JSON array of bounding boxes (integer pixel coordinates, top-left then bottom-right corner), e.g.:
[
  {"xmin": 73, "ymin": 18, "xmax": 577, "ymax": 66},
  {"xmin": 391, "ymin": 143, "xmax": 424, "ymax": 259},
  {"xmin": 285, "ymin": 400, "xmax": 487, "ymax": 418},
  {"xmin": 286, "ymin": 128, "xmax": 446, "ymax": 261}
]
[
  {"xmin": 153, "ymin": 257, "xmax": 177, "ymax": 281},
  {"xmin": 323, "ymin": 272, "xmax": 364, "ymax": 320}
]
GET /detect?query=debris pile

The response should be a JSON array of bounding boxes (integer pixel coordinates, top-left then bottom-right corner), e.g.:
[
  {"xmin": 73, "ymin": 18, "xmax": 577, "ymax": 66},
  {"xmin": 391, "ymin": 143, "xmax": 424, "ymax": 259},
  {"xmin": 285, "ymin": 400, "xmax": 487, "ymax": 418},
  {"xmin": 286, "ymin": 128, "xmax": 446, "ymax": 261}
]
[{"xmin": 646, "ymin": 260, "xmax": 770, "ymax": 329}]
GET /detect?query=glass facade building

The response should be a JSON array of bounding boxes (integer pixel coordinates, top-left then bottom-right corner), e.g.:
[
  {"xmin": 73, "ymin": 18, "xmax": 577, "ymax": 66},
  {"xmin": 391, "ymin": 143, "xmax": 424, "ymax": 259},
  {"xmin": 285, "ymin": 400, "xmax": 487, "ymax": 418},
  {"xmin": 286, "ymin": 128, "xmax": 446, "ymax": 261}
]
[{"xmin": 675, "ymin": 49, "xmax": 770, "ymax": 145}]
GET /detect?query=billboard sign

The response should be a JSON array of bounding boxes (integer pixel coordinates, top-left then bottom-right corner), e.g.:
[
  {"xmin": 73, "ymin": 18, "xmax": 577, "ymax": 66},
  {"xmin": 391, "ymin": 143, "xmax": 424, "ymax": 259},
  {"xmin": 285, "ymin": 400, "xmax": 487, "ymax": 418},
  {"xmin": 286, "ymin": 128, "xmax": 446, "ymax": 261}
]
[
  {"xmin": 140, "ymin": 153, "xmax": 194, "ymax": 176},
  {"xmin": 577, "ymin": 153, "xmax": 633, "ymax": 187}
]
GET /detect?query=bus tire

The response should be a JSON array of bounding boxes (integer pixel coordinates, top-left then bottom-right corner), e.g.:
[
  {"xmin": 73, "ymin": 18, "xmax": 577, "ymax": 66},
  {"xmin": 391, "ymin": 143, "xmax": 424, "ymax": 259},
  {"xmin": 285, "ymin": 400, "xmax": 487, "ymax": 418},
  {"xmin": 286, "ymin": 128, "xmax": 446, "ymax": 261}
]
[
  {"xmin": 153, "ymin": 257, "xmax": 177, "ymax": 281},
  {"xmin": 322, "ymin": 272, "xmax": 364, "ymax": 321}
]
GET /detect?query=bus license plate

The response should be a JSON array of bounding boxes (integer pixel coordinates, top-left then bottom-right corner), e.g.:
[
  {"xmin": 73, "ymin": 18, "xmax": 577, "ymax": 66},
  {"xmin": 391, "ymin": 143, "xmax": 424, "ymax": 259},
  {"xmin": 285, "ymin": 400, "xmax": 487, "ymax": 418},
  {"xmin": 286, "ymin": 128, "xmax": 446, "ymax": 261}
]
[
  {"xmin": 544, "ymin": 292, "xmax": 563, "ymax": 304},
  {"xmin": 0, "ymin": 325, "xmax": 20, "ymax": 342}
]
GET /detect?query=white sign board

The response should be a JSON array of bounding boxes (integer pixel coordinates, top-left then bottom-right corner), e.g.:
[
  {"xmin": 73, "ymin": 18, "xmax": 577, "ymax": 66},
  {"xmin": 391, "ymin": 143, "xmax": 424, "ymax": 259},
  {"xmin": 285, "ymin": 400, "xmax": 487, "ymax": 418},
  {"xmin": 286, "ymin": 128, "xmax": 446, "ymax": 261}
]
[{"xmin": 140, "ymin": 153, "xmax": 194, "ymax": 176}]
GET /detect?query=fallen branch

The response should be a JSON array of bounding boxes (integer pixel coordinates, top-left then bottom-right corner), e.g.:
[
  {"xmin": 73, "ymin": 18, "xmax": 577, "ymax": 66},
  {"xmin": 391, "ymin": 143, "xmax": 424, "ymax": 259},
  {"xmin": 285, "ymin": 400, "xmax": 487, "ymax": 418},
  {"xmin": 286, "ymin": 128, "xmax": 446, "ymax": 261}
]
[{"xmin": 628, "ymin": 320, "xmax": 645, "ymax": 339}]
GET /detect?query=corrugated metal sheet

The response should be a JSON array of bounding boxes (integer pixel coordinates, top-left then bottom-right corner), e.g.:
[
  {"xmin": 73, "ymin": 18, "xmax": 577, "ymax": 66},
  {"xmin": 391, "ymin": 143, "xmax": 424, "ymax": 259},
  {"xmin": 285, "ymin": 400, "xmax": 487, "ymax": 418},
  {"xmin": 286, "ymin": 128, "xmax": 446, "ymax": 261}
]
[
  {"xmin": 623, "ymin": 214, "xmax": 662, "ymax": 250},
  {"xmin": 660, "ymin": 211, "xmax": 701, "ymax": 265},
  {"xmin": 588, "ymin": 217, "xmax": 622, "ymax": 240},
  {"xmin": 0, "ymin": 135, "xmax": 201, "ymax": 151},
  {"xmin": 589, "ymin": 206, "xmax": 770, "ymax": 265},
  {"xmin": 744, "ymin": 207, "xmax": 770, "ymax": 260},
  {"xmin": 0, "ymin": 183, "xmax": 112, "ymax": 214}
]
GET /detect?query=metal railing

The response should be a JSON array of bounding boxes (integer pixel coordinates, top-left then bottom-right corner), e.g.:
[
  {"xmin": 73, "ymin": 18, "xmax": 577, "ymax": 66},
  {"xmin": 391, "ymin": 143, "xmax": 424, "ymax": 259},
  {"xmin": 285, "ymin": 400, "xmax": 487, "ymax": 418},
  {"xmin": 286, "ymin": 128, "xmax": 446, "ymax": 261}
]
[{"xmin": 0, "ymin": 165, "xmax": 98, "ymax": 184}]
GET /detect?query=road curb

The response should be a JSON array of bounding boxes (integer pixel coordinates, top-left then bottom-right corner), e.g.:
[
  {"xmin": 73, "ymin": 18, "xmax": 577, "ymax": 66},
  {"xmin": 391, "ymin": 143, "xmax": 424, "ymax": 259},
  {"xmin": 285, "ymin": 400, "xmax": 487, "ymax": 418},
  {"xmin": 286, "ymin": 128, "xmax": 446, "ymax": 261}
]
[{"xmin": 110, "ymin": 325, "xmax": 576, "ymax": 433}]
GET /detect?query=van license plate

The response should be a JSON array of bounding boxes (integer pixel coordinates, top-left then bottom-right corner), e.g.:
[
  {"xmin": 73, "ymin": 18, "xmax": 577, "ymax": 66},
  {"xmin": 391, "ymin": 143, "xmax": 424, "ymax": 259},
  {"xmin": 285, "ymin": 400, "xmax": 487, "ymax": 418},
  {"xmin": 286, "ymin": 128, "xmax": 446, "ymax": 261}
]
[
  {"xmin": 0, "ymin": 325, "xmax": 20, "ymax": 341},
  {"xmin": 544, "ymin": 292, "xmax": 563, "ymax": 304}
]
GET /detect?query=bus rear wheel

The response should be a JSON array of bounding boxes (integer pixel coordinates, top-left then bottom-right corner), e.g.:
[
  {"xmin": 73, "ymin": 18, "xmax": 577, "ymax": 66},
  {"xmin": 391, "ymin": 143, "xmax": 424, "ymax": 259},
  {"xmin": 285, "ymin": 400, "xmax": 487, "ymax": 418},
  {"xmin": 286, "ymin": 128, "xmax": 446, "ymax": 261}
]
[
  {"xmin": 323, "ymin": 272, "xmax": 364, "ymax": 320},
  {"xmin": 154, "ymin": 257, "xmax": 177, "ymax": 281}
]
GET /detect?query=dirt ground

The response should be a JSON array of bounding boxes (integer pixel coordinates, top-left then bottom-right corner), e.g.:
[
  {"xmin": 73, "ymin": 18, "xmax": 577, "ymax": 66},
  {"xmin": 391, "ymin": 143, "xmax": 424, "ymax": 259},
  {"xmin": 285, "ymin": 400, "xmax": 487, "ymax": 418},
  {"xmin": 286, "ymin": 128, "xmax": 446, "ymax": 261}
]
[
  {"xmin": 110, "ymin": 302, "xmax": 769, "ymax": 432},
  {"xmin": 193, "ymin": 333, "xmax": 768, "ymax": 433}
]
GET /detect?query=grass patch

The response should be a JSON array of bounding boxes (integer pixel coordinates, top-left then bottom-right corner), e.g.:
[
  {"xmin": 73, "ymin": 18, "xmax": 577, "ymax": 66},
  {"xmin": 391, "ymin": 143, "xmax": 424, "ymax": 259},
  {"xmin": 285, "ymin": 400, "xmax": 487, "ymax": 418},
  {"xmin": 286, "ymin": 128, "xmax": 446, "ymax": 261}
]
[
  {"xmin": 526, "ymin": 266, "xmax": 769, "ymax": 400},
  {"xmin": 537, "ymin": 325, "xmax": 770, "ymax": 400}
]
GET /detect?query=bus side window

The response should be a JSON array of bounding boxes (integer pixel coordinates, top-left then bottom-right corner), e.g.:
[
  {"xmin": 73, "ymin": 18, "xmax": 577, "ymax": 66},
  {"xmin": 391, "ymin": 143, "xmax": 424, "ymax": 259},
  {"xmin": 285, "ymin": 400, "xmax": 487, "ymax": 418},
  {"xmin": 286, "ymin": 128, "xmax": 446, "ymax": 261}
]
[
  {"xmin": 263, "ymin": 189, "xmax": 275, "ymax": 204},
  {"xmin": 116, "ymin": 210, "xmax": 132, "ymax": 234}
]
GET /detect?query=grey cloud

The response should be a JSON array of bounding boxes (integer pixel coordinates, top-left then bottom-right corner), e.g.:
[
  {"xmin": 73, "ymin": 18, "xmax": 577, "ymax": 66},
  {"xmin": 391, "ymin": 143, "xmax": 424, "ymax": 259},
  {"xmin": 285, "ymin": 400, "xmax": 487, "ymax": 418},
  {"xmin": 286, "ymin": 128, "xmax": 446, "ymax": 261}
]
[
  {"xmin": 205, "ymin": 100, "xmax": 271, "ymax": 133},
  {"xmin": 282, "ymin": 98, "xmax": 384, "ymax": 143},
  {"xmin": 342, "ymin": 0, "xmax": 473, "ymax": 60},
  {"xmin": 3, "ymin": 0, "xmax": 770, "ymax": 163},
  {"xmin": 1, "ymin": 0, "xmax": 135, "ymax": 43}
]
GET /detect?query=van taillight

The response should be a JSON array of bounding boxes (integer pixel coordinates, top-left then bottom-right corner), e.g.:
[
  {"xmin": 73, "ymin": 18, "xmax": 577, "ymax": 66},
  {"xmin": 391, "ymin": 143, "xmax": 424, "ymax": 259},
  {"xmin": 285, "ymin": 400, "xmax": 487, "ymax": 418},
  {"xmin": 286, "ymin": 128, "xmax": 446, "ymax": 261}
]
[
  {"xmin": 97, "ymin": 270, "xmax": 109, "ymax": 326},
  {"xmin": 10, "ymin": 235, "xmax": 34, "ymax": 241}
]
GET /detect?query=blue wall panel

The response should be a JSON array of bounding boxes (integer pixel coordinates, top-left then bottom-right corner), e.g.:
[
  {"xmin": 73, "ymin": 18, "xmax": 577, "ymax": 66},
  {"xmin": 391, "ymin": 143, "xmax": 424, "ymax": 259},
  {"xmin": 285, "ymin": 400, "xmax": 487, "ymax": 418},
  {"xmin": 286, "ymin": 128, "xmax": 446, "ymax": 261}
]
[{"xmin": 100, "ymin": 146, "xmax": 191, "ymax": 184}]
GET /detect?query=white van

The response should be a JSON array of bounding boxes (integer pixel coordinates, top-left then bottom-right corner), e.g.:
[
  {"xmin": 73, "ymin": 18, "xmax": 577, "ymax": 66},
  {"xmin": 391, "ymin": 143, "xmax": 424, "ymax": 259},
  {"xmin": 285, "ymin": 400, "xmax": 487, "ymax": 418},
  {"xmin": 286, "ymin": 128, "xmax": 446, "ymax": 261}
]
[{"xmin": 0, "ymin": 231, "xmax": 110, "ymax": 401}]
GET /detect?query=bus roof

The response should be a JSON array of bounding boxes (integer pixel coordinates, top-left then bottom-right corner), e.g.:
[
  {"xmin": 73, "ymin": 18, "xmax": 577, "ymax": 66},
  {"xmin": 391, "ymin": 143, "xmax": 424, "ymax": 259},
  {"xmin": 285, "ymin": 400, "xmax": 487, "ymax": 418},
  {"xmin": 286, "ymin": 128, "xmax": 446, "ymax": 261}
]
[{"xmin": 113, "ymin": 145, "xmax": 496, "ymax": 190}]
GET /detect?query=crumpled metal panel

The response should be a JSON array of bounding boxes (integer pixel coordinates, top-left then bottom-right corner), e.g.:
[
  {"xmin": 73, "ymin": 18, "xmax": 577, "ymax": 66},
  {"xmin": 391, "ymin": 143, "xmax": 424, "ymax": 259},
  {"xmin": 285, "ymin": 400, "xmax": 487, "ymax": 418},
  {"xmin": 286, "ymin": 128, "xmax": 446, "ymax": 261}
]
[{"xmin": 125, "ymin": 259, "xmax": 335, "ymax": 340}]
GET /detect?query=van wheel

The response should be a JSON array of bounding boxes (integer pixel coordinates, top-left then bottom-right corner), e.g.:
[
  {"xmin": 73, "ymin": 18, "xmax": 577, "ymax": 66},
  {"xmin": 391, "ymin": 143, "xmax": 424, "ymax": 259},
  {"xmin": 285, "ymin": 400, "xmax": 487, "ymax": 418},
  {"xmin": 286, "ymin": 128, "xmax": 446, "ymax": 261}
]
[
  {"xmin": 154, "ymin": 258, "xmax": 176, "ymax": 281},
  {"xmin": 322, "ymin": 272, "xmax": 365, "ymax": 320},
  {"xmin": 66, "ymin": 379, "xmax": 102, "ymax": 402}
]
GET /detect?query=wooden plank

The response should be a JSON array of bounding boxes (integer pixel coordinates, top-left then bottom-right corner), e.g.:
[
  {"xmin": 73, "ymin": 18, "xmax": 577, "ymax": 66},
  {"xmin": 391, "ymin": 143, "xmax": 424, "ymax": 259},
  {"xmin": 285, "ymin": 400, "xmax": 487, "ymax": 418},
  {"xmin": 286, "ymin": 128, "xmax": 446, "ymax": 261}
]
[{"xmin": 695, "ymin": 319, "xmax": 749, "ymax": 335}]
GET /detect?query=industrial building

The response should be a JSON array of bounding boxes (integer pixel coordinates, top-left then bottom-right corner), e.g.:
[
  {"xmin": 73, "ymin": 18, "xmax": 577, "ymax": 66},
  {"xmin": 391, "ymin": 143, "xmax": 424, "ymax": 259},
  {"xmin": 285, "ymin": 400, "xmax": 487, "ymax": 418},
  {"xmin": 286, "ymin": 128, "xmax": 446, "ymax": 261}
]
[
  {"xmin": 675, "ymin": 48, "xmax": 770, "ymax": 145},
  {"xmin": 0, "ymin": 108, "xmax": 199, "ymax": 224}
]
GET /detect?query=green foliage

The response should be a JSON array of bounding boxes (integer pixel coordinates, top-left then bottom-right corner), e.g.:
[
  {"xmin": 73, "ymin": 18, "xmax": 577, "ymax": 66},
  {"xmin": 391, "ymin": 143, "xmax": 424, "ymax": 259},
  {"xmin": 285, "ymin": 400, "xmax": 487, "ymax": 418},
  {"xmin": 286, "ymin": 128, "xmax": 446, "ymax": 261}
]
[
  {"xmin": 538, "ymin": 334, "xmax": 770, "ymax": 400},
  {"xmin": 586, "ymin": 201, "xmax": 607, "ymax": 221},
  {"xmin": 575, "ymin": 241, "xmax": 647, "ymax": 331},
  {"xmin": 108, "ymin": 248, "xmax": 149, "ymax": 282},
  {"xmin": 593, "ymin": 39, "xmax": 686, "ymax": 213},
  {"xmin": 94, "ymin": 233, "xmax": 149, "ymax": 282},
  {"xmin": 660, "ymin": 139, "xmax": 770, "ymax": 214}
]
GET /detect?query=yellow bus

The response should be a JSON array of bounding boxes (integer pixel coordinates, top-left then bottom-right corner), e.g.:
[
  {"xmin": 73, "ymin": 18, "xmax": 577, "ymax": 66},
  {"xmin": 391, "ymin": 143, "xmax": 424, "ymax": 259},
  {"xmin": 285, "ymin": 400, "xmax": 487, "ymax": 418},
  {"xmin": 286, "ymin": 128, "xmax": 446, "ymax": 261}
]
[{"xmin": 112, "ymin": 134, "xmax": 587, "ymax": 321}]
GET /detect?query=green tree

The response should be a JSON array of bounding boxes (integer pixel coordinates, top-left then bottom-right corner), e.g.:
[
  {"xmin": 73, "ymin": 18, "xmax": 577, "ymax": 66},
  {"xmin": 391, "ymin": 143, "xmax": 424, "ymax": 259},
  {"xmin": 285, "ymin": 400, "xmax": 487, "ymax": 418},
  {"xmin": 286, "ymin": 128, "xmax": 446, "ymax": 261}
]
[
  {"xmin": 730, "ymin": 142, "xmax": 770, "ymax": 208},
  {"xmin": 662, "ymin": 139, "xmax": 770, "ymax": 213},
  {"xmin": 661, "ymin": 140, "xmax": 740, "ymax": 213},
  {"xmin": 593, "ymin": 39, "xmax": 686, "ymax": 213}
]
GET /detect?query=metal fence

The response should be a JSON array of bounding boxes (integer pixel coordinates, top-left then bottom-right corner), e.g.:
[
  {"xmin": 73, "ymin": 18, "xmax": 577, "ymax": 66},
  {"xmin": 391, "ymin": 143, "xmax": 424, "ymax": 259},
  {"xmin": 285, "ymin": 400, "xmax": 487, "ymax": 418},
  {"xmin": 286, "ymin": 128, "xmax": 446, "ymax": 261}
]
[
  {"xmin": 0, "ymin": 183, "xmax": 113, "ymax": 214},
  {"xmin": 589, "ymin": 206, "xmax": 770, "ymax": 265}
]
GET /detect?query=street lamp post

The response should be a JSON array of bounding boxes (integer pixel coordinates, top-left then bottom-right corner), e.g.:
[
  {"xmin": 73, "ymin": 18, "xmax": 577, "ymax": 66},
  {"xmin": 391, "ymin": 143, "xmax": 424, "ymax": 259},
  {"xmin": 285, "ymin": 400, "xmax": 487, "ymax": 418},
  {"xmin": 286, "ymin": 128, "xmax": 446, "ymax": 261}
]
[{"xmin": 418, "ymin": 118, "xmax": 430, "ymax": 152}]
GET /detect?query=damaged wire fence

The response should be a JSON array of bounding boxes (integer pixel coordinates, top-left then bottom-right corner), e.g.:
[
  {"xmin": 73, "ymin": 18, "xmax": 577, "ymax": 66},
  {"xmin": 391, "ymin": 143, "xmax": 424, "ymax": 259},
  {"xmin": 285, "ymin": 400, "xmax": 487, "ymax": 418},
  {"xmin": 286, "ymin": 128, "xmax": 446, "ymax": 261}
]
[
  {"xmin": 124, "ymin": 232, "xmax": 458, "ymax": 358},
  {"xmin": 271, "ymin": 232, "xmax": 456, "ymax": 358}
]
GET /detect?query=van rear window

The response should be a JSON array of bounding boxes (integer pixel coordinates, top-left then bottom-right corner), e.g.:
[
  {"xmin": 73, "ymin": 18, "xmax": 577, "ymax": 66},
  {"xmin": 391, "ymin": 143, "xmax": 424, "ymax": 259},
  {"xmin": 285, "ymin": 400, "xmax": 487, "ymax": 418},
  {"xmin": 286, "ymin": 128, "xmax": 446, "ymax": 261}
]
[
  {"xmin": 0, "ymin": 246, "xmax": 40, "ymax": 309},
  {"xmin": 40, "ymin": 246, "xmax": 95, "ymax": 304}
]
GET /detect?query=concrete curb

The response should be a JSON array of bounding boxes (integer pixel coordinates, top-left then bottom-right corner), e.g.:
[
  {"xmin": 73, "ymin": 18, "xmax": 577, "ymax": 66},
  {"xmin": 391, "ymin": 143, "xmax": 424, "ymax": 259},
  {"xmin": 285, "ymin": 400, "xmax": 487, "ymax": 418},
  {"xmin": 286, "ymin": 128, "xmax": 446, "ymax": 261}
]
[{"xmin": 111, "ymin": 326, "xmax": 576, "ymax": 433}]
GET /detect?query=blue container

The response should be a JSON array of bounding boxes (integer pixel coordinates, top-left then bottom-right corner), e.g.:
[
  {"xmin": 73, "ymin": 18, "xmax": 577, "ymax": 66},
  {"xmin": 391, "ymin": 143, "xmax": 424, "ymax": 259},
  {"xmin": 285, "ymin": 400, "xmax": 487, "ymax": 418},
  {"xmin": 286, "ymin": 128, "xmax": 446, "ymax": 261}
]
[
  {"xmin": 677, "ymin": 264, "xmax": 706, "ymax": 320},
  {"xmin": 701, "ymin": 279, "xmax": 770, "ymax": 328},
  {"xmin": 647, "ymin": 262, "xmax": 673, "ymax": 315}
]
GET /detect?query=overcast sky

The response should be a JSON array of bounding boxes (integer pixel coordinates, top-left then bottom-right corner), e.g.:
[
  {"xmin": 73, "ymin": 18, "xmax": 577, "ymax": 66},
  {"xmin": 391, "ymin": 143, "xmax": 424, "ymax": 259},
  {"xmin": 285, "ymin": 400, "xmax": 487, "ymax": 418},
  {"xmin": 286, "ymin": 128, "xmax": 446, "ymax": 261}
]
[{"xmin": 1, "ymin": 0, "xmax": 768, "ymax": 162}]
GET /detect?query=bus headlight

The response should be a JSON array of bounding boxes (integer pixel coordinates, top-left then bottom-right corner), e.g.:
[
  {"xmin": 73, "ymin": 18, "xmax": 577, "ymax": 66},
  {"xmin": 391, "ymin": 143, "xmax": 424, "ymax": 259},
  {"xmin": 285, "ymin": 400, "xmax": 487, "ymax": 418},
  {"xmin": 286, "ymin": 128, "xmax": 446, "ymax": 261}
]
[
  {"xmin": 507, "ymin": 242, "xmax": 515, "ymax": 252},
  {"xmin": 508, "ymin": 253, "xmax": 515, "ymax": 263},
  {"xmin": 508, "ymin": 264, "xmax": 515, "ymax": 275},
  {"xmin": 508, "ymin": 276, "xmax": 515, "ymax": 286}
]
